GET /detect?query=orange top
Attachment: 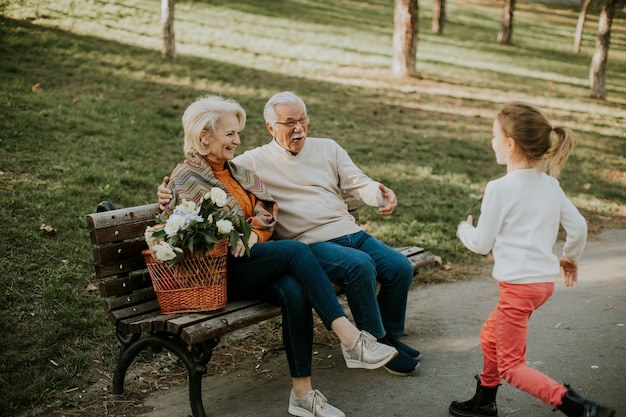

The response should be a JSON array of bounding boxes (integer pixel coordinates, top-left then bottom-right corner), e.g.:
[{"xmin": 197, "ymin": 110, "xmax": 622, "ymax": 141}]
[{"xmin": 207, "ymin": 159, "xmax": 272, "ymax": 243}]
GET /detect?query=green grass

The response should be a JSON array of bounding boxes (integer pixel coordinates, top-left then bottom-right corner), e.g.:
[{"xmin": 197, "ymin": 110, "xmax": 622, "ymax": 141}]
[{"xmin": 1, "ymin": 0, "xmax": 625, "ymax": 414}]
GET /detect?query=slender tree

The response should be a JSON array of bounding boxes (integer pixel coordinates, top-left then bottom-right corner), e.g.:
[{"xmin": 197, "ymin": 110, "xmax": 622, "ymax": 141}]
[
  {"xmin": 432, "ymin": 0, "xmax": 446, "ymax": 34},
  {"xmin": 392, "ymin": 0, "xmax": 419, "ymax": 78},
  {"xmin": 162, "ymin": 0, "xmax": 176, "ymax": 61},
  {"xmin": 574, "ymin": 0, "xmax": 593, "ymax": 53},
  {"xmin": 497, "ymin": 0, "xmax": 516, "ymax": 45},
  {"xmin": 590, "ymin": 0, "xmax": 616, "ymax": 99}
]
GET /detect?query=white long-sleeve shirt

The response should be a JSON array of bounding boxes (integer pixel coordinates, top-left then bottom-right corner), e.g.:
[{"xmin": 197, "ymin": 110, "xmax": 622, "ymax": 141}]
[
  {"xmin": 457, "ymin": 168, "xmax": 587, "ymax": 284},
  {"xmin": 234, "ymin": 138, "xmax": 383, "ymax": 244}
]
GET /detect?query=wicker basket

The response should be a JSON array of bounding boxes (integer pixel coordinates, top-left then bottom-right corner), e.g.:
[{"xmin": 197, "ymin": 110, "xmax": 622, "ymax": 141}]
[{"xmin": 142, "ymin": 239, "xmax": 229, "ymax": 314}]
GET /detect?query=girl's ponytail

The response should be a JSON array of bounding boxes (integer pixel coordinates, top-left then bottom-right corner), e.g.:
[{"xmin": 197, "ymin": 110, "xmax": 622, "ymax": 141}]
[{"xmin": 544, "ymin": 126, "xmax": 574, "ymax": 178}]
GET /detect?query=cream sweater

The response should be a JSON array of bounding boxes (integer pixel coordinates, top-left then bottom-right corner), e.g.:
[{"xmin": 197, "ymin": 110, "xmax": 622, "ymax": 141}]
[
  {"xmin": 457, "ymin": 169, "xmax": 587, "ymax": 284},
  {"xmin": 234, "ymin": 138, "xmax": 384, "ymax": 244}
]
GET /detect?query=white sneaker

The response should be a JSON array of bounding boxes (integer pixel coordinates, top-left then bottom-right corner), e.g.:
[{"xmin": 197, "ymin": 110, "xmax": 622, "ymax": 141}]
[
  {"xmin": 288, "ymin": 389, "xmax": 345, "ymax": 417},
  {"xmin": 341, "ymin": 330, "xmax": 398, "ymax": 369}
]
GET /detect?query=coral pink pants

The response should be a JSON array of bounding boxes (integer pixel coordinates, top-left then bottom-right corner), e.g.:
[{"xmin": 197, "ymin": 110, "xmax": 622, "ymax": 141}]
[{"xmin": 479, "ymin": 282, "xmax": 567, "ymax": 406}]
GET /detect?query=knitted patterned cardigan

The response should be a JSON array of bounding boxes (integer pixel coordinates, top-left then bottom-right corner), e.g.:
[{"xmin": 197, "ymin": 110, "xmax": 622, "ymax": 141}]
[{"xmin": 166, "ymin": 156, "xmax": 278, "ymax": 233}]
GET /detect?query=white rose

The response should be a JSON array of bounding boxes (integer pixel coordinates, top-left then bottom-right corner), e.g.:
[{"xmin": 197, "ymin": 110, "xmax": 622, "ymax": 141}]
[
  {"xmin": 164, "ymin": 214, "xmax": 184, "ymax": 237},
  {"xmin": 144, "ymin": 226, "xmax": 156, "ymax": 244},
  {"xmin": 174, "ymin": 200, "xmax": 200, "ymax": 216},
  {"xmin": 210, "ymin": 187, "xmax": 227, "ymax": 207},
  {"xmin": 153, "ymin": 242, "xmax": 177, "ymax": 261},
  {"xmin": 216, "ymin": 219, "xmax": 234, "ymax": 234}
]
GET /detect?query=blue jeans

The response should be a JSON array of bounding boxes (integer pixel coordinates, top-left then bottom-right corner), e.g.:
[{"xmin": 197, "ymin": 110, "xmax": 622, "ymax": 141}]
[
  {"xmin": 226, "ymin": 240, "xmax": 346, "ymax": 377},
  {"xmin": 309, "ymin": 231, "xmax": 414, "ymax": 341}
]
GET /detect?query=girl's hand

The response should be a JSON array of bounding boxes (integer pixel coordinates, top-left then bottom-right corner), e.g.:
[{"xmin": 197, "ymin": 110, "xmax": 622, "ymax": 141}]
[
  {"xmin": 560, "ymin": 257, "xmax": 578, "ymax": 287},
  {"xmin": 231, "ymin": 232, "xmax": 259, "ymax": 257},
  {"xmin": 456, "ymin": 215, "xmax": 473, "ymax": 238}
]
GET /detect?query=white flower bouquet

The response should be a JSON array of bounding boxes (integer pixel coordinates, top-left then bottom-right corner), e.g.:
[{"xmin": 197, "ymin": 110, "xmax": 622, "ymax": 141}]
[{"xmin": 145, "ymin": 187, "xmax": 251, "ymax": 265}]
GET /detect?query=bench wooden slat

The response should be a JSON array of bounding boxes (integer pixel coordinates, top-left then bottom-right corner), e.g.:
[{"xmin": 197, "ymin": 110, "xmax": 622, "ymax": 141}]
[
  {"xmin": 128, "ymin": 313, "xmax": 181, "ymax": 333},
  {"xmin": 107, "ymin": 299, "xmax": 161, "ymax": 326},
  {"xmin": 101, "ymin": 288, "xmax": 157, "ymax": 314},
  {"xmin": 93, "ymin": 240, "xmax": 149, "ymax": 264},
  {"xmin": 95, "ymin": 256, "xmax": 151, "ymax": 280},
  {"xmin": 87, "ymin": 203, "xmax": 160, "ymax": 245},
  {"xmin": 86, "ymin": 203, "xmax": 160, "ymax": 230},
  {"xmin": 98, "ymin": 272, "xmax": 153, "ymax": 298},
  {"xmin": 181, "ymin": 303, "xmax": 282, "ymax": 345},
  {"xmin": 117, "ymin": 309, "xmax": 163, "ymax": 334},
  {"xmin": 165, "ymin": 300, "xmax": 273, "ymax": 335}
]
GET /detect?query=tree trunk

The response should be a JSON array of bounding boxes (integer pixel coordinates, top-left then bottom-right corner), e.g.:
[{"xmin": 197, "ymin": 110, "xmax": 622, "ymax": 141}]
[
  {"xmin": 497, "ymin": 0, "xmax": 516, "ymax": 45},
  {"xmin": 392, "ymin": 0, "xmax": 419, "ymax": 78},
  {"xmin": 162, "ymin": 0, "xmax": 176, "ymax": 61},
  {"xmin": 432, "ymin": 0, "xmax": 446, "ymax": 34},
  {"xmin": 574, "ymin": 0, "xmax": 593, "ymax": 53},
  {"xmin": 590, "ymin": 0, "xmax": 615, "ymax": 99}
]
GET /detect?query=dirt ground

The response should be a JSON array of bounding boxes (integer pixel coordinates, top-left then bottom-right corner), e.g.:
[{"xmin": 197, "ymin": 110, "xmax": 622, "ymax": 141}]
[{"xmin": 132, "ymin": 228, "xmax": 624, "ymax": 417}]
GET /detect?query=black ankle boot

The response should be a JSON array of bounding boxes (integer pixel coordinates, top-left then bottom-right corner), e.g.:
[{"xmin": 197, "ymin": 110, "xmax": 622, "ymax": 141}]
[
  {"xmin": 449, "ymin": 375, "xmax": 499, "ymax": 417},
  {"xmin": 557, "ymin": 385, "xmax": 615, "ymax": 417}
]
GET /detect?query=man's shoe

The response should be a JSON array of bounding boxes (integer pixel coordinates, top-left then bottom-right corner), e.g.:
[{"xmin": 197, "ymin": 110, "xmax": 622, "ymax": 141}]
[
  {"xmin": 379, "ymin": 336, "xmax": 422, "ymax": 360},
  {"xmin": 341, "ymin": 330, "xmax": 398, "ymax": 369},
  {"xmin": 288, "ymin": 389, "xmax": 345, "ymax": 417},
  {"xmin": 383, "ymin": 350, "xmax": 420, "ymax": 376}
]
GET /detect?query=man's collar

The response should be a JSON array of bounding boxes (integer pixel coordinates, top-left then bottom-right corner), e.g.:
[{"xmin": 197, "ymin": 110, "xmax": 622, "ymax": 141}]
[{"xmin": 272, "ymin": 138, "xmax": 298, "ymax": 156}]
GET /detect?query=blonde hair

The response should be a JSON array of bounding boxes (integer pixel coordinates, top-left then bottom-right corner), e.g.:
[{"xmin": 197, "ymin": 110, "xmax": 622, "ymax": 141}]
[
  {"xmin": 181, "ymin": 95, "xmax": 246, "ymax": 158},
  {"xmin": 496, "ymin": 102, "xmax": 574, "ymax": 177}
]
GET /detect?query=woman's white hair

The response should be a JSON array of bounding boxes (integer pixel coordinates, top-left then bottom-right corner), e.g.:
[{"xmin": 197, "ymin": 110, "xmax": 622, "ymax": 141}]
[{"xmin": 182, "ymin": 95, "xmax": 246, "ymax": 158}]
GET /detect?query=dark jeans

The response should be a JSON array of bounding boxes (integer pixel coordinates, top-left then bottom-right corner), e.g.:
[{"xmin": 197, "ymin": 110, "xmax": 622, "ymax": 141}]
[
  {"xmin": 227, "ymin": 240, "xmax": 346, "ymax": 377},
  {"xmin": 309, "ymin": 231, "xmax": 414, "ymax": 341}
]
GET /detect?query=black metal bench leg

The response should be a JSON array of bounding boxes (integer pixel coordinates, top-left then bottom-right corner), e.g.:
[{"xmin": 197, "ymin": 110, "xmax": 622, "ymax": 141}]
[{"xmin": 111, "ymin": 334, "xmax": 217, "ymax": 417}]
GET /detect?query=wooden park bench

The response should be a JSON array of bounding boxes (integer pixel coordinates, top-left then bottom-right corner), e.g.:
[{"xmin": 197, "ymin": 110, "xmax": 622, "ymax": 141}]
[{"xmin": 86, "ymin": 200, "xmax": 436, "ymax": 417}]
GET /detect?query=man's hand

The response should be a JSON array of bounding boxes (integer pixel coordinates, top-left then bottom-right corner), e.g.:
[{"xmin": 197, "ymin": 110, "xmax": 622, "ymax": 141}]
[
  {"xmin": 378, "ymin": 183, "xmax": 397, "ymax": 215},
  {"xmin": 231, "ymin": 232, "xmax": 259, "ymax": 257},
  {"xmin": 560, "ymin": 257, "xmax": 578, "ymax": 287},
  {"xmin": 157, "ymin": 176, "xmax": 173, "ymax": 210}
]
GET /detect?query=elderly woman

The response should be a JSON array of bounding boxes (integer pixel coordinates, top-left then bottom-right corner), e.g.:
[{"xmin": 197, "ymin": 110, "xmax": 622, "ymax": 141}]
[{"xmin": 162, "ymin": 95, "xmax": 397, "ymax": 417}]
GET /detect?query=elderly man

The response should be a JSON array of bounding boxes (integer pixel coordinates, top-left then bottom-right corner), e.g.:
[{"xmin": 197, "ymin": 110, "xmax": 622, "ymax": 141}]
[{"xmin": 158, "ymin": 91, "xmax": 420, "ymax": 376}]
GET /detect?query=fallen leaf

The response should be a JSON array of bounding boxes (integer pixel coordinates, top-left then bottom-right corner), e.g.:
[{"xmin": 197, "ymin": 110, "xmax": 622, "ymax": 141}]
[
  {"xmin": 86, "ymin": 283, "xmax": 98, "ymax": 292},
  {"xmin": 433, "ymin": 255, "xmax": 443, "ymax": 266},
  {"xmin": 32, "ymin": 82, "xmax": 42, "ymax": 92},
  {"xmin": 40, "ymin": 223, "xmax": 57, "ymax": 234}
]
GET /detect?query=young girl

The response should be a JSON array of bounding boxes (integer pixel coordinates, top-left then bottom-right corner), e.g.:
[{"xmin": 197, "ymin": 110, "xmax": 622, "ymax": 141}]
[{"xmin": 450, "ymin": 102, "xmax": 616, "ymax": 417}]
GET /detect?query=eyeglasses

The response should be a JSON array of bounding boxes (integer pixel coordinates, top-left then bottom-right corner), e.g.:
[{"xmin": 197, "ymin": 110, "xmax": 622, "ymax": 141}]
[{"xmin": 275, "ymin": 116, "xmax": 310, "ymax": 128}]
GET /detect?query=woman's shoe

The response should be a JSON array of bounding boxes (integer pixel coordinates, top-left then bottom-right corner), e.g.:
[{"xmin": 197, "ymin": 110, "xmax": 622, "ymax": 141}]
[
  {"xmin": 449, "ymin": 375, "xmax": 499, "ymax": 417},
  {"xmin": 288, "ymin": 389, "xmax": 345, "ymax": 417},
  {"xmin": 341, "ymin": 330, "xmax": 398, "ymax": 369}
]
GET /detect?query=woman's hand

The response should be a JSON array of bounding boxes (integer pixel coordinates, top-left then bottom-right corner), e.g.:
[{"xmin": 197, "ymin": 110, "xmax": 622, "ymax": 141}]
[
  {"xmin": 559, "ymin": 257, "xmax": 578, "ymax": 287},
  {"xmin": 231, "ymin": 232, "xmax": 259, "ymax": 257},
  {"xmin": 157, "ymin": 176, "xmax": 173, "ymax": 210}
]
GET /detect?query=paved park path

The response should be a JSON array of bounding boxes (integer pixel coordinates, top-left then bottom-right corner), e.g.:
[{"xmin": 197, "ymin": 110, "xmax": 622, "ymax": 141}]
[{"xmin": 141, "ymin": 229, "xmax": 625, "ymax": 417}]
